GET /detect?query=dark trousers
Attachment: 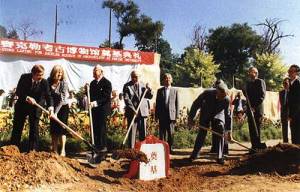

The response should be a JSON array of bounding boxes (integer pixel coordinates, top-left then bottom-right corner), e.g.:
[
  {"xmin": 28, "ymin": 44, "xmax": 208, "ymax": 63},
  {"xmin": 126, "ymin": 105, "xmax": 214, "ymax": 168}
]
[
  {"xmin": 191, "ymin": 119, "xmax": 225, "ymax": 159},
  {"xmin": 159, "ymin": 118, "xmax": 175, "ymax": 150},
  {"xmin": 246, "ymin": 110, "xmax": 262, "ymax": 148},
  {"xmin": 281, "ymin": 114, "xmax": 289, "ymax": 143},
  {"xmin": 127, "ymin": 115, "xmax": 146, "ymax": 148},
  {"xmin": 11, "ymin": 103, "xmax": 40, "ymax": 151},
  {"xmin": 290, "ymin": 116, "xmax": 300, "ymax": 144},
  {"xmin": 92, "ymin": 108, "xmax": 108, "ymax": 150}
]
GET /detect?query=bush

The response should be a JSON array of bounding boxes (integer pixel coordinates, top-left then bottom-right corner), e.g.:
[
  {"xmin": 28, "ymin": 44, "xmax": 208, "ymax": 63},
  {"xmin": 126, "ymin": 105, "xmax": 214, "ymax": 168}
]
[{"xmin": 0, "ymin": 106, "xmax": 283, "ymax": 151}]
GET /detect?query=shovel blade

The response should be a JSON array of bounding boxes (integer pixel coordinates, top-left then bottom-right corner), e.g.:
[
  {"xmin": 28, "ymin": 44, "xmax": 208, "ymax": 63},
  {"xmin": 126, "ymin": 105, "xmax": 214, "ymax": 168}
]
[{"xmin": 86, "ymin": 151, "xmax": 107, "ymax": 167}]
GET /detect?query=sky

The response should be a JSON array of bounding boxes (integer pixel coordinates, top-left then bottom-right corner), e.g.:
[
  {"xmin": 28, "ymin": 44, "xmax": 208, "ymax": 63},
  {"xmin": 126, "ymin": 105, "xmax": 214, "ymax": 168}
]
[{"xmin": 1, "ymin": 0, "xmax": 300, "ymax": 65}]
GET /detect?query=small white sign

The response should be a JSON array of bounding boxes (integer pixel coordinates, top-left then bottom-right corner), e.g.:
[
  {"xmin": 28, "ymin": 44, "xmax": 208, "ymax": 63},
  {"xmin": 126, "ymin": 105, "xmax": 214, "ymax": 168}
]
[{"xmin": 139, "ymin": 143, "xmax": 166, "ymax": 181}]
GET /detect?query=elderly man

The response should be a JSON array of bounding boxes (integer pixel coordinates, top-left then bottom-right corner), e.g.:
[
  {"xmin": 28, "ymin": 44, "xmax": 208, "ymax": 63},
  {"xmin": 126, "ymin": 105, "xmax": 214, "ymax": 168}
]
[
  {"xmin": 287, "ymin": 64, "xmax": 300, "ymax": 144},
  {"xmin": 244, "ymin": 67, "xmax": 266, "ymax": 151},
  {"xmin": 155, "ymin": 73, "xmax": 179, "ymax": 154},
  {"xmin": 188, "ymin": 82, "xmax": 231, "ymax": 164},
  {"xmin": 123, "ymin": 70, "xmax": 153, "ymax": 148},
  {"xmin": 11, "ymin": 64, "xmax": 54, "ymax": 151},
  {"xmin": 89, "ymin": 65, "xmax": 112, "ymax": 152}
]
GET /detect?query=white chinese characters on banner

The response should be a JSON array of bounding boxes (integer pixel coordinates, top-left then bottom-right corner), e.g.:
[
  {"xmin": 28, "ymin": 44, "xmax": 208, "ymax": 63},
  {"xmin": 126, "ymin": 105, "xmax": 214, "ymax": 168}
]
[
  {"xmin": 0, "ymin": 39, "xmax": 152, "ymax": 64},
  {"xmin": 139, "ymin": 144, "xmax": 166, "ymax": 181}
]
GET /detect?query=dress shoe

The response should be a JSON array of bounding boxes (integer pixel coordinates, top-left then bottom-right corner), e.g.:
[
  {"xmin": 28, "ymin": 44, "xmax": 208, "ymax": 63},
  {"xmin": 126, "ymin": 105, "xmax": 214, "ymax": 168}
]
[{"xmin": 216, "ymin": 158, "xmax": 225, "ymax": 165}]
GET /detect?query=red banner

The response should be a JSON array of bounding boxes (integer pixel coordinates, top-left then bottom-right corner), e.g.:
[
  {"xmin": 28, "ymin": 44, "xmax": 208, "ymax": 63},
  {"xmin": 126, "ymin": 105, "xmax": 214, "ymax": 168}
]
[{"xmin": 0, "ymin": 38, "xmax": 155, "ymax": 65}]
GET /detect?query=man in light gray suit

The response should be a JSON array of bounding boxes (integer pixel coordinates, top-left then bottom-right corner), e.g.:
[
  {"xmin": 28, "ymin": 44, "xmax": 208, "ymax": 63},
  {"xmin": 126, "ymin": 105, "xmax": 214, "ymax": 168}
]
[
  {"xmin": 188, "ymin": 82, "xmax": 232, "ymax": 164},
  {"xmin": 155, "ymin": 73, "xmax": 179, "ymax": 154},
  {"xmin": 123, "ymin": 70, "xmax": 153, "ymax": 148}
]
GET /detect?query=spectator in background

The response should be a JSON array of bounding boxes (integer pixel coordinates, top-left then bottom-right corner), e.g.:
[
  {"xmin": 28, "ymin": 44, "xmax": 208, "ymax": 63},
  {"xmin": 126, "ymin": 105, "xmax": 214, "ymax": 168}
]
[
  {"xmin": 68, "ymin": 90, "xmax": 78, "ymax": 109},
  {"xmin": 111, "ymin": 90, "xmax": 119, "ymax": 115},
  {"xmin": 0, "ymin": 89, "xmax": 5, "ymax": 110},
  {"xmin": 279, "ymin": 77, "xmax": 289, "ymax": 143},
  {"xmin": 8, "ymin": 88, "xmax": 17, "ymax": 109},
  {"xmin": 48, "ymin": 65, "xmax": 69, "ymax": 156},
  {"xmin": 118, "ymin": 93, "xmax": 125, "ymax": 114},
  {"xmin": 232, "ymin": 92, "xmax": 247, "ymax": 122}
]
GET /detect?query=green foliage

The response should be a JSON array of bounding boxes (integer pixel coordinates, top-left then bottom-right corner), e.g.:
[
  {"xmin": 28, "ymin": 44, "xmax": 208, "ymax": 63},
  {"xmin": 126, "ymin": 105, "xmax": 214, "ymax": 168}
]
[
  {"xmin": 207, "ymin": 23, "xmax": 263, "ymax": 87},
  {"xmin": 102, "ymin": 0, "xmax": 164, "ymax": 50},
  {"xmin": 134, "ymin": 15, "xmax": 164, "ymax": 51},
  {"xmin": 173, "ymin": 48, "xmax": 219, "ymax": 87},
  {"xmin": 0, "ymin": 25, "xmax": 7, "ymax": 38},
  {"xmin": 253, "ymin": 53, "xmax": 287, "ymax": 91}
]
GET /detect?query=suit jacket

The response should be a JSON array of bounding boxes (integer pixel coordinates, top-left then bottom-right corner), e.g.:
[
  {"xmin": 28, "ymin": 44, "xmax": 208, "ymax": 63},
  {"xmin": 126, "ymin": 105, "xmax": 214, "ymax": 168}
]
[
  {"xmin": 188, "ymin": 89, "xmax": 231, "ymax": 131},
  {"xmin": 123, "ymin": 81, "xmax": 153, "ymax": 118},
  {"xmin": 15, "ymin": 73, "xmax": 53, "ymax": 116},
  {"xmin": 89, "ymin": 77, "xmax": 112, "ymax": 115},
  {"xmin": 288, "ymin": 78, "xmax": 300, "ymax": 119},
  {"xmin": 155, "ymin": 86, "xmax": 179, "ymax": 121},
  {"xmin": 244, "ymin": 78, "xmax": 266, "ymax": 116},
  {"xmin": 279, "ymin": 89, "xmax": 289, "ymax": 118}
]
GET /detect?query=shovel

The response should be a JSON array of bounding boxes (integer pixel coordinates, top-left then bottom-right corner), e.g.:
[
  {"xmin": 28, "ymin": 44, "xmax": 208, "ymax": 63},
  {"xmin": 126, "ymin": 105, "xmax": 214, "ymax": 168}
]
[
  {"xmin": 122, "ymin": 88, "xmax": 148, "ymax": 148},
  {"xmin": 196, "ymin": 124, "xmax": 257, "ymax": 153},
  {"xmin": 26, "ymin": 96, "xmax": 104, "ymax": 165},
  {"xmin": 85, "ymin": 84, "xmax": 107, "ymax": 165}
]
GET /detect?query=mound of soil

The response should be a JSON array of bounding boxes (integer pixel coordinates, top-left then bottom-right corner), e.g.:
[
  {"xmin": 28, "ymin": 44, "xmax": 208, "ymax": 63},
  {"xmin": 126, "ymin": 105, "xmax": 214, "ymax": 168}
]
[
  {"xmin": 233, "ymin": 143, "xmax": 300, "ymax": 175},
  {"xmin": 112, "ymin": 149, "xmax": 149, "ymax": 163},
  {"xmin": 0, "ymin": 145, "xmax": 20, "ymax": 156},
  {"xmin": 0, "ymin": 146, "xmax": 84, "ymax": 191}
]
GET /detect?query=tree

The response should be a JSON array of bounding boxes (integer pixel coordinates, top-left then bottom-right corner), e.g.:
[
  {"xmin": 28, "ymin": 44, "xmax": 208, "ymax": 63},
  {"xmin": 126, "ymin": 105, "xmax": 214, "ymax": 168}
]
[
  {"xmin": 173, "ymin": 48, "xmax": 219, "ymax": 87},
  {"xmin": 253, "ymin": 53, "xmax": 287, "ymax": 91},
  {"xmin": 256, "ymin": 18, "xmax": 293, "ymax": 54},
  {"xmin": 134, "ymin": 15, "xmax": 164, "ymax": 51},
  {"xmin": 102, "ymin": 0, "xmax": 140, "ymax": 49},
  {"xmin": 7, "ymin": 29, "xmax": 19, "ymax": 39},
  {"xmin": 190, "ymin": 24, "xmax": 207, "ymax": 51},
  {"xmin": 0, "ymin": 25, "xmax": 8, "ymax": 38},
  {"xmin": 207, "ymin": 23, "xmax": 263, "ymax": 87},
  {"xmin": 9, "ymin": 20, "xmax": 43, "ymax": 40},
  {"xmin": 0, "ymin": 25, "xmax": 19, "ymax": 39}
]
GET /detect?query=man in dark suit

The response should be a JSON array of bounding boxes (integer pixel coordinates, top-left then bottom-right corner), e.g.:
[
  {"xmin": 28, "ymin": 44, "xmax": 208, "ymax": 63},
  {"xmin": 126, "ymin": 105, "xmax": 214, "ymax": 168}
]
[
  {"xmin": 10, "ymin": 64, "xmax": 54, "ymax": 151},
  {"xmin": 188, "ymin": 82, "xmax": 231, "ymax": 164},
  {"xmin": 279, "ymin": 78, "xmax": 290, "ymax": 143},
  {"xmin": 123, "ymin": 70, "xmax": 153, "ymax": 148},
  {"xmin": 287, "ymin": 64, "xmax": 300, "ymax": 144},
  {"xmin": 89, "ymin": 65, "xmax": 112, "ymax": 152},
  {"xmin": 155, "ymin": 73, "xmax": 179, "ymax": 153},
  {"xmin": 244, "ymin": 67, "xmax": 266, "ymax": 151}
]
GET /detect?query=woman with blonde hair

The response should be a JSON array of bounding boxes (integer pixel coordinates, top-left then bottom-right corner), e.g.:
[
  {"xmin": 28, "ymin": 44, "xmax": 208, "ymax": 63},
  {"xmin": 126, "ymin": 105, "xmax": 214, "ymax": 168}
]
[{"xmin": 48, "ymin": 65, "xmax": 69, "ymax": 156}]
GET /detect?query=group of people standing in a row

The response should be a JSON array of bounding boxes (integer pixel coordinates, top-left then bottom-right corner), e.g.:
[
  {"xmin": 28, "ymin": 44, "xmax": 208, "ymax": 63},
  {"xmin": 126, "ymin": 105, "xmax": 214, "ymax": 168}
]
[{"xmin": 9, "ymin": 63, "xmax": 300, "ymax": 165}]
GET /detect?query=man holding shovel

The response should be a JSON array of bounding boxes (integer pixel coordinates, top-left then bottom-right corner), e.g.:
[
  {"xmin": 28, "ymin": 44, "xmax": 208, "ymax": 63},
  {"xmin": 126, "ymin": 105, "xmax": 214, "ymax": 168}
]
[
  {"xmin": 89, "ymin": 65, "xmax": 112, "ymax": 152},
  {"xmin": 10, "ymin": 64, "xmax": 54, "ymax": 151},
  {"xmin": 123, "ymin": 70, "xmax": 153, "ymax": 148},
  {"xmin": 188, "ymin": 82, "xmax": 231, "ymax": 164}
]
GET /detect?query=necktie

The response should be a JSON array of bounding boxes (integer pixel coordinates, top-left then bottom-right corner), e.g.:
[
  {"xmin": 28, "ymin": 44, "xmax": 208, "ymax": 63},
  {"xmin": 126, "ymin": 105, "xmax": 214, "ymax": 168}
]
[
  {"xmin": 165, "ymin": 87, "xmax": 169, "ymax": 106},
  {"xmin": 32, "ymin": 81, "xmax": 38, "ymax": 90},
  {"xmin": 134, "ymin": 84, "xmax": 139, "ymax": 95}
]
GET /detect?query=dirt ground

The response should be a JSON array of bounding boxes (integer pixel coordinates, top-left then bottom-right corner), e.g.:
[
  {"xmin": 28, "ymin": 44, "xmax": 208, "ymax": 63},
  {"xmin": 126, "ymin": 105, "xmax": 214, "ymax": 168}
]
[{"xmin": 0, "ymin": 140, "xmax": 299, "ymax": 192}]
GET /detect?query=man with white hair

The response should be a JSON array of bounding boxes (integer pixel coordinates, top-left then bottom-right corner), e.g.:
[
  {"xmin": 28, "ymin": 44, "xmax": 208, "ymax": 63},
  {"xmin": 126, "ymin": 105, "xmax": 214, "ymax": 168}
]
[
  {"xmin": 123, "ymin": 70, "xmax": 153, "ymax": 148},
  {"xmin": 243, "ymin": 66, "xmax": 266, "ymax": 152},
  {"xmin": 188, "ymin": 82, "xmax": 232, "ymax": 164},
  {"xmin": 89, "ymin": 65, "xmax": 112, "ymax": 152}
]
